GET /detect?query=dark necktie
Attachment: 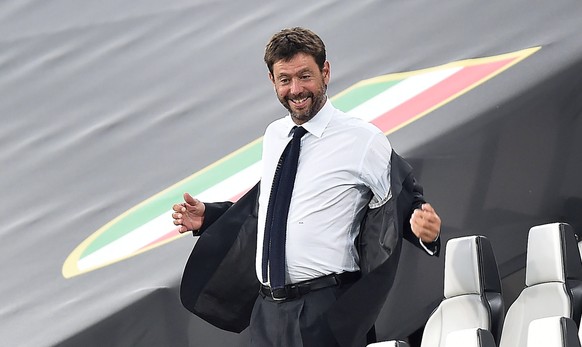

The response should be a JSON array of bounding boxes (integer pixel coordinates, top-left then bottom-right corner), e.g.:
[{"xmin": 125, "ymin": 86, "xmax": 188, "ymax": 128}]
[{"xmin": 262, "ymin": 126, "xmax": 308, "ymax": 290}]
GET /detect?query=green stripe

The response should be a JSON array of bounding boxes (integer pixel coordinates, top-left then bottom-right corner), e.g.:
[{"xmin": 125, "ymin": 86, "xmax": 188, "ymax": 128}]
[
  {"xmin": 332, "ymin": 80, "xmax": 401, "ymax": 112},
  {"xmin": 82, "ymin": 140, "xmax": 263, "ymax": 257}
]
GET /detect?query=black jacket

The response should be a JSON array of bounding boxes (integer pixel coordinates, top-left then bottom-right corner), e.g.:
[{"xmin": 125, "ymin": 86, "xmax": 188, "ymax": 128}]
[{"xmin": 180, "ymin": 151, "xmax": 440, "ymax": 346}]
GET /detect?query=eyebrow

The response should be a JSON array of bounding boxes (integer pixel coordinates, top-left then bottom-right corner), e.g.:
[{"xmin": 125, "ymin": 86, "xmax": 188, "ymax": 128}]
[{"xmin": 276, "ymin": 67, "xmax": 313, "ymax": 78}]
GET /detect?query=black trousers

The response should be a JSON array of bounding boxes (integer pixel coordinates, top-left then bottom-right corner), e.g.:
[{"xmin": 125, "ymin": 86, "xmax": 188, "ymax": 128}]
[{"xmin": 249, "ymin": 284, "xmax": 366, "ymax": 347}]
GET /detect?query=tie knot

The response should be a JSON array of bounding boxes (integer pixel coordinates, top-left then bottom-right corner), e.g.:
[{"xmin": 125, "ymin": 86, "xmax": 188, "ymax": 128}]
[{"xmin": 292, "ymin": 126, "xmax": 308, "ymax": 139}]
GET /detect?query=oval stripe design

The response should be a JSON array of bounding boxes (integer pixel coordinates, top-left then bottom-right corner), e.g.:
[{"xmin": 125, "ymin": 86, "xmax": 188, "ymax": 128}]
[{"xmin": 63, "ymin": 47, "xmax": 539, "ymax": 278}]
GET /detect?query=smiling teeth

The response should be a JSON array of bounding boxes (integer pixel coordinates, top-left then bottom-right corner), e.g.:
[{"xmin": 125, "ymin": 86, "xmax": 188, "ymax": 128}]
[{"xmin": 292, "ymin": 97, "xmax": 308, "ymax": 104}]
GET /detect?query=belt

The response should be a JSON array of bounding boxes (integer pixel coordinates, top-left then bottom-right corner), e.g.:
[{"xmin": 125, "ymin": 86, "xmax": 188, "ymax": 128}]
[{"xmin": 260, "ymin": 271, "xmax": 361, "ymax": 301}]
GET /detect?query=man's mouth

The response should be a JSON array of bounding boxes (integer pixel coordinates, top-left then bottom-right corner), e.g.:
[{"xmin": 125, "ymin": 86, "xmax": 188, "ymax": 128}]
[{"xmin": 289, "ymin": 96, "xmax": 310, "ymax": 108}]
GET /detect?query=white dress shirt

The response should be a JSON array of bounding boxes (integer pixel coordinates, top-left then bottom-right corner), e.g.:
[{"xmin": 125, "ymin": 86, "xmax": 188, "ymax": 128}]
[{"xmin": 256, "ymin": 99, "xmax": 392, "ymax": 284}]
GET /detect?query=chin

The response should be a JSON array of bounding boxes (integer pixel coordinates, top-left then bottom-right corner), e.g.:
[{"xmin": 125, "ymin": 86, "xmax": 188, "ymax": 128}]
[{"xmin": 292, "ymin": 112, "xmax": 315, "ymax": 124}]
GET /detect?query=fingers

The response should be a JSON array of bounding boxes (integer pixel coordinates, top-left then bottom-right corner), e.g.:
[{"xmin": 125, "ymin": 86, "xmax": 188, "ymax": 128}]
[
  {"xmin": 172, "ymin": 212, "xmax": 183, "ymax": 225},
  {"xmin": 172, "ymin": 203, "xmax": 186, "ymax": 212},
  {"xmin": 172, "ymin": 204, "xmax": 186, "ymax": 230},
  {"xmin": 410, "ymin": 204, "xmax": 441, "ymax": 243},
  {"xmin": 172, "ymin": 193, "xmax": 205, "ymax": 234},
  {"xmin": 172, "ymin": 210, "xmax": 191, "ymax": 234},
  {"xmin": 171, "ymin": 220, "xmax": 189, "ymax": 234},
  {"xmin": 420, "ymin": 203, "xmax": 435, "ymax": 213},
  {"xmin": 411, "ymin": 210, "xmax": 435, "ymax": 228}
]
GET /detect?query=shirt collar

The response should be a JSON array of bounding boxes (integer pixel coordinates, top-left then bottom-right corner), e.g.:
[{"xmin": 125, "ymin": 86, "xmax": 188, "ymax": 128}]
[{"xmin": 283, "ymin": 98, "xmax": 333, "ymax": 138}]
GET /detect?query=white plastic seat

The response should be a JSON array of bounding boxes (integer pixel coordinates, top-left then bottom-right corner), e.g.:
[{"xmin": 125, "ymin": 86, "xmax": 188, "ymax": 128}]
[
  {"xmin": 499, "ymin": 223, "xmax": 582, "ymax": 347},
  {"xmin": 445, "ymin": 328, "xmax": 497, "ymax": 347},
  {"xmin": 420, "ymin": 235, "xmax": 504, "ymax": 347},
  {"xmin": 527, "ymin": 316, "xmax": 581, "ymax": 347}
]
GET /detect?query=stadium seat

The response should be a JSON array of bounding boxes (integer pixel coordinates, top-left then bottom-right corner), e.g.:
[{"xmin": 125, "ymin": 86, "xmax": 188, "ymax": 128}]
[
  {"xmin": 420, "ymin": 235, "xmax": 504, "ymax": 347},
  {"xmin": 445, "ymin": 328, "xmax": 497, "ymax": 347},
  {"xmin": 499, "ymin": 223, "xmax": 582, "ymax": 347},
  {"xmin": 527, "ymin": 316, "xmax": 581, "ymax": 347}
]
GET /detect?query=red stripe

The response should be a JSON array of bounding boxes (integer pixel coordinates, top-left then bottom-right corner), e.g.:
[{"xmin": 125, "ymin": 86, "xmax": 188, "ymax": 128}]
[
  {"xmin": 140, "ymin": 227, "xmax": 182, "ymax": 250},
  {"xmin": 229, "ymin": 186, "xmax": 251, "ymax": 202},
  {"xmin": 372, "ymin": 58, "xmax": 516, "ymax": 133}
]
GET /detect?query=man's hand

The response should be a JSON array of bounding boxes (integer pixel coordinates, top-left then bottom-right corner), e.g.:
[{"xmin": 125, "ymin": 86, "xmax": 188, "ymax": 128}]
[
  {"xmin": 410, "ymin": 203, "xmax": 441, "ymax": 244},
  {"xmin": 172, "ymin": 193, "xmax": 206, "ymax": 233}
]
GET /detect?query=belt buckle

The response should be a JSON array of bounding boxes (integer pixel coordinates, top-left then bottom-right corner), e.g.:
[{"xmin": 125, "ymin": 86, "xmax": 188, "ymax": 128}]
[{"xmin": 270, "ymin": 287, "xmax": 287, "ymax": 301}]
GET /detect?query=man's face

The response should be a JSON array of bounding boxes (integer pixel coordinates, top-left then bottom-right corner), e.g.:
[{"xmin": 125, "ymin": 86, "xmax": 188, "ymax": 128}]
[{"xmin": 269, "ymin": 52, "xmax": 330, "ymax": 125}]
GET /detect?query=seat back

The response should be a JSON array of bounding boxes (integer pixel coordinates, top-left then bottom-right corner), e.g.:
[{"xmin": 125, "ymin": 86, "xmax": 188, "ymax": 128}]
[
  {"xmin": 421, "ymin": 235, "xmax": 504, "ymax": 347},
  {"xmin": 445, "ymin": 328, "xmax": 497, "ymax": 347},
  {"xmin": 499, "ymin": 223, "xmax": 582, "ymax": 347},
  {"xmin": 527, "ymin": 316, "xmax": 581, "ymax": 347}
]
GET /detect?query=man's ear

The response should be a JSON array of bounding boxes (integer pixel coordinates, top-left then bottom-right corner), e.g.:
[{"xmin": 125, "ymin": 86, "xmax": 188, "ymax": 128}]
[
  {"xmin": 322, "ymin": 61, "xmax": 330, "ymax": 84},
  {"xmin": 268, "ymin": 72, "xmax": 275, "ymax": 85}
]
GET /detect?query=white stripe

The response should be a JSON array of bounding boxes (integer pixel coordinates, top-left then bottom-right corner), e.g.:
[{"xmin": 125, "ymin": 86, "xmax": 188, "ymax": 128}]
[
  {"xmin": 78, "ymin": 213, "xmax": 171, "ymax": 271},
  {"xmin": 78, "ymin": 161, "xmax": 262, "ymax": 271},
  {"xmin": 196, "ymin": 160, "xmax": 262, "ymax": 202},
  {"xmin": 348, "ymin": 67, "xmax": 461, "ymax": 121}
]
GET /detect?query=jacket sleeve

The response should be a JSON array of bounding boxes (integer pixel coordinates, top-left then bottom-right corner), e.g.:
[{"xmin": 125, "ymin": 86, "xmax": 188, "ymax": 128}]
[
  {"xmin": 401, "ymin": 172, "xmax": 440, "ymax": 256},
  {"xmin": 192, "ymin": 201, "xmax": 234, "ymax": 236}
]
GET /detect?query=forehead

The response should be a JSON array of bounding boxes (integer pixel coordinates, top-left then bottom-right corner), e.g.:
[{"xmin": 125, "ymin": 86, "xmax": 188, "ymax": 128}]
[{"xmin": 272, "ymin": 52, "xmax": 319, "ymax": 76}]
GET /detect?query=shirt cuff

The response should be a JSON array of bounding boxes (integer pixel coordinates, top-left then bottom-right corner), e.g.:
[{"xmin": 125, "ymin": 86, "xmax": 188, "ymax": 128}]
[{"xmin": 418, "ymin": 234, "xmax": 439, "ymax": 256}]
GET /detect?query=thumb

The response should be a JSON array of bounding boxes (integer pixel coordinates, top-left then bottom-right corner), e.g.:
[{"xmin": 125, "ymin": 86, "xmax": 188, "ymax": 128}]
[{"xmin": 183, "ymin": 192, "xmax": 197, "ymax": 206}]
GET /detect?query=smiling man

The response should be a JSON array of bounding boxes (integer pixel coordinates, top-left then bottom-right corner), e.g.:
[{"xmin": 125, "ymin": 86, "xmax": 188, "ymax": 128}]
[
  {"xmin": 175, "ymin": 27, "xmax": 442, "ymax": 347},
  {"xmin": 269, "ymin": 51, "xmax": 329, "ymax": 124}
]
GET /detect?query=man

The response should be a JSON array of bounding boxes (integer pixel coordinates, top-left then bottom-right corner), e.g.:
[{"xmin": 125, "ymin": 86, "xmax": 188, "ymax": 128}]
[{"xmin": 174, "ymin": 27, "xmax": 441, "ymax": 347}]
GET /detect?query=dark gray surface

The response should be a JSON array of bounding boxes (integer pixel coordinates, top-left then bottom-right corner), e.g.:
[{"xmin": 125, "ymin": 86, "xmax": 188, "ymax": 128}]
[{"xmin": 1, "ymin": 0, "xmax": 582, "ymax": 346}]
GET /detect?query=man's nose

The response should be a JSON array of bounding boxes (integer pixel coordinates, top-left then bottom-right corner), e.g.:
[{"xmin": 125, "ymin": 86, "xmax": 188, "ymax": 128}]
[{"xmin": 289, "ymin": 78, "xmax": 302, "ymax": 94}]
